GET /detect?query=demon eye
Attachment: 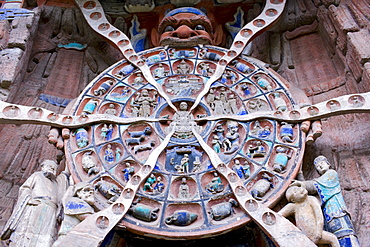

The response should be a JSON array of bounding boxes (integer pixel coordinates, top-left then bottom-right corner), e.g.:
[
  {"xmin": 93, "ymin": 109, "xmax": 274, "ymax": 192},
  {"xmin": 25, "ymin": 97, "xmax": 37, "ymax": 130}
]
[
  {"xmin": 164, "ymin": 26, "xmax": 175, "ymax": 32},
  {"xmin": 194, "ymin": 25, "xmax": 205, "ymax": 31}
]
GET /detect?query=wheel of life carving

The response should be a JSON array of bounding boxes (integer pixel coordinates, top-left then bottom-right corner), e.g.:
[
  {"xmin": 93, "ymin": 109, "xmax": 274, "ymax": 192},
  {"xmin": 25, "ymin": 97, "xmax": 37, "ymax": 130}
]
[{"xmin": 65, "ymin": 45, "xmax": 305, "ymax": 239}]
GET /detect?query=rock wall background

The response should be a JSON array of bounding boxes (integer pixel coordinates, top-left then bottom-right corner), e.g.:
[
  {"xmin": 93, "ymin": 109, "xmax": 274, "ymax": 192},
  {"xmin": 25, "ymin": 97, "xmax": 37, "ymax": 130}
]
[{"xmin": 0, "ymin": 0, "xmax": 369, "ymax": 245}]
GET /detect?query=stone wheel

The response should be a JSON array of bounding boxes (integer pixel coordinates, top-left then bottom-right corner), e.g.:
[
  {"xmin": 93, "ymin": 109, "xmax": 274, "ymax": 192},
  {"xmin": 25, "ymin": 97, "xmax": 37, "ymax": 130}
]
[{"xmin": 65, "ymin": 46, "xmax": 304, "ymax": 239}]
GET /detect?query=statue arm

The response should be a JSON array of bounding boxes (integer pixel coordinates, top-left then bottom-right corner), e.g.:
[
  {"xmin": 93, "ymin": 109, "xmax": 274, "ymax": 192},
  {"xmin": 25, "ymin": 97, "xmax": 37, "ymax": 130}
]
[
  {"xmin": 308, "ymin": 196, "xmax": 323, "ymax": 243},
  {"xmin": 278, "ymin": 203, "xmax": 295, "ymax": 218}
]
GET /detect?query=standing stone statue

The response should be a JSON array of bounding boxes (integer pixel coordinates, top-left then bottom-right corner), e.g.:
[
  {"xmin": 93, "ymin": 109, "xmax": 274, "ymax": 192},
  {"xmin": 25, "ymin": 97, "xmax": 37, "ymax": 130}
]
[
  {"xmin": 291, "ymin": 155, "xmax": 360, "ymax": 247},
  {"xmin": 53, "ymin": 182, "xmax": 95, "ymax": 246},
  {"xmin": 0, "ymin": 160, "xmax": 69, "ymax": 247}
]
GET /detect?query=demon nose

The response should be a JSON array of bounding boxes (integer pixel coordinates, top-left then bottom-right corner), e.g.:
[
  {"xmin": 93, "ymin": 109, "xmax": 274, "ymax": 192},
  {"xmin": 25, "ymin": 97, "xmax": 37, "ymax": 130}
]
[{"xmin": 172, "ymin": 25, "xmax": 197, "ymax": 39}]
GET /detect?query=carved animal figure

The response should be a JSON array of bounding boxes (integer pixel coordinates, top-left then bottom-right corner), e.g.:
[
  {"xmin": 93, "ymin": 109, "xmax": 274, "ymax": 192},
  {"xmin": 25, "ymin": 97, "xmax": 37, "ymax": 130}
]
[
  {"xmin": 133, "ymin": 140, "xmax": 156, "ymax": 154},
  {"xmin": 125, "ymin": 136, "xmax": 145, "ymax": 145},
  {"xmin": 128, "ymin": 127, "xmax": 152, "ymax": 138}
]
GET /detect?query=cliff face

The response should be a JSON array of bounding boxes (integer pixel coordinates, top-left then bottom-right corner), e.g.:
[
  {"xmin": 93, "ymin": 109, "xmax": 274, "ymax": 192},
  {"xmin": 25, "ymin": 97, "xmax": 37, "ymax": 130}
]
[{"xmin": 0, "ymin": 0, "xmax": 369, "ymax": 246}]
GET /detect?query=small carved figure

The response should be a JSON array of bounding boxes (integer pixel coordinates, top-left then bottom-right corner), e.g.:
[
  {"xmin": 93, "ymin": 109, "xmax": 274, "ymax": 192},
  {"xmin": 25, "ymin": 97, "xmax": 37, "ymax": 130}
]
[
  {"xmin": 180, "ymin": 154, "xmax": 189, "ymax": 173},
  {"xmin": 104, "ymin": 104, "xmax": 117, "ymax": 115},
  {"xmin": 153, "ymin": 176, "xmax": 165, "ymax": 193},
  {"xmin": 199, "ymin": 62, "xmax": 214, "ymax": 76},
  {"xmin": 212, "ymin": 135, "xmax": 222, "ymax": 153},
  {"xmin": 0, "ymin": 160, "xmax": 69, "ymax": 246},
  {"xmin": 228, "ymin": 94, "xmax": 238, "ymax": 114},
  {"xmin": 273, "ymin": 146, "xmax": 292, "ymax": 173},
  {"xmin": 247, "ymin": 141, "xmax": 266, "ymax": 158},
  {"xmin": 133, "ymin": 73, "xmax": 145, "ymax": 86},
  {"xmin": 82, "ymin": 151, "xmax": 99, "ymax": 176},
  {"xmin": 82, "ymin": 98, "xmax": 99, "ymax": 114},
  {"xmin": 192, "ymin": 156, "xmax": 201, "ymax": 172},
  {"xmin": 104, "ymin": 144, "xmax": 115, "ymax": 163},
  {"xmin": 100, "ymin": 124, "xmax": 109, "ymax": 140},
  {"xmin": 254, "ymin": 75, "xmax": 272, "ymax": 91},
  {"xmin": 94, "ymin": 80, "xmax": 114, "ymax": 96},
  {"xmin": 272, "ymin": 93, "xmax": 287, "ymax": 112},
  {"xmin": 131, "ymin": 89, "xmax": 157, "ymax": 117},
  {"xmin": 94, "ymin": 180, "xmax": 121, "ymax": 204},
  {"xmin": 223, "ymin": 121, "xmax": 240, "ymax": 154},
  {"xmin": 128, "ymin": 126, "xmax": 152, "ymax": 138},
  {"xmin": 74, "ymin": 128, "xmax": 89, "ymax": 148},
  {"xmin": 165, "ymin": 210, "xmax": 198, "ymax": 226},
  {"xmin": 133, "ymin": 140, "xmax": 156, "ymax": 154},
  {"xmin": 232, "ymin": 159, "xmax": 250, "ymax": 179},
  {"xmin": 206, "ymin": 172, "xmax": 224, "ymax": 194},
  {"xmin": 178, "ymin": 177, "xmax": 190, "ymax": 199},
  {"xmin": 122, "ymin": 163, "xmax": 135, "ymax": 182},
  {"xmin": 241, "ymin": 83, "xmax": 251, "ymax": 96},
  {"xmin": 176, "ymin": 60, "xmax": 191, "ymax": 74},
  {"xmin": 280, "ymin": 122, "xmax": 294, "ymax": 143},
  {"xmin": 128, "ymin": 198, "xmax": 159, "ymax": 222},
  {"xmin": 291, "ymin": 156, "xmax": 360, "ymax": 246},
  {"xmin": 247, "ymin": 98, "xmax": 268, "ymax": 112},
  {"xmin": 143, "ymin": 174, "xmax": 156, "ymax": 192},
  {"xmin": 278, "ymin": 186, "xmax": 340, "ymax": 247},
  {"xmin": 207, "ymin": 88, "xmax": 215, "ymax": 110},
  {"xmin": 153, "ymin": 63, "xmax": 166, "ymax": 78},
  {"xmin": 53, "ymin": 182, "xmax": 95, "ymax": 244},
  {"xmin": 166, "ymin": 102, "xmax": 201, "ymax": 138},
  {"xmin": 209, "ymin": 199, "xmax": 238, "ymax": 221},
  {"xmin": 251, "ymin": 173, "xmax": 274, "ymax": 200},
  {"xmin": 115, "ymin": 148, "xmax": 121, "ymax": 161}
]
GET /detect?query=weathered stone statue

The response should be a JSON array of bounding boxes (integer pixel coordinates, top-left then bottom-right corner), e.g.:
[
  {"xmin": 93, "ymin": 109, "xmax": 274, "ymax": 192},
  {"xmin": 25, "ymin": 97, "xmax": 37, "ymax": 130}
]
[
  {"xmin": 53, "ymin": 182, "xmax": 95, "ymax": 246},
  {"xmin": 278, "ymin": 186, "xmax": 339, "ymax": 247},
  {"xmin": 291, "ymin": 156, "xmax": 360, "ymax": 246},
  {"xmin": 0, "ymin": 160, "xmax": 69, "ymax": 247}
]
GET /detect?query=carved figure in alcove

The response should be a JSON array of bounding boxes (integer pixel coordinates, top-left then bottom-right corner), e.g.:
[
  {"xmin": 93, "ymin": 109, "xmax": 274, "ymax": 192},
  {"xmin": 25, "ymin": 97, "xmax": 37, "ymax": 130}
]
[
  {"xmin": 192, "ymin": 156, "xmax": 201, "ymax": 172},
  {"xmin": 104, "ymin": 144, "xmax": 115, "ymax": 163},
  {"xmin": 82, "ymin": 98, "xmax": 99, "ymax": 115},
  {"xmin": 232, "ymin": 159, "xmax": 250, "ymax": 179},
  {"xmin": 241, "ymin": 83, "xmax": 251, "ymax": 96},
  {"xmin": 206, "ymin": 172, "xmax": 224, "ymax": 194},
  {"xmin": 209, "ymin": 199, "xmax": 238, "ymax": 221},
  {"xmin": 280, "ymin": 122, "xmax": 294, "ymax": 143},
  {"xmin": 207, "ymin": 88, "xmax": 215, "ymax": 110},
  {"xmin": 53, "ymin": 182, "xmax": 95, "ymax": 245},
  {"xmin": 178, "ymin": 177, "xmax": 190, "ymax": 199},
  {"xmin": 166, "ymin": 102, "xmax": 201, "ymax": 138},
  {"xmin": 165, "ymin": 210, "xmax": 198, "ymax": 226},
  {"xmin": 176, "ymin": 60, "xmax": 191, "ymax": 74},
  {"xmin": 247, "ymin": 98, "xmax": 269, "ymax": 112},
  {"xmin": 272, "ymin": 93, "xmax": 287, "ymax": 112},
  {"xmin": 180, "ymin": 154, "xmax": 189, "ymax": 173},
  {"xmin": 74, "ymin": 128, "xmax": 89, "ymax": 148},
  {"xmin": 227, "ymin": 94, "xmax": 238, "ymax": 114},
  {"xmin": 278, "ymin": 186, "xmax": 340, "ymax": 247},
  {"xmin": 82, "ymin": 151, "xmax": 99, "ymax": 176},
  {"xmin": 290, "ymin": 156, "xmax": 360, "ymax": 246},
  {"xmin": 115, "ymin": 148, "xmax": 121, "ymax": 162},
  {"xmin": 153, "ymin": 63, "xmax": 167, "ymax": 78},
  {"xmin": 212, "ymin": 135, "xmax": 222, "ymax": 153},
  {"xmin": 128, "ymin": 198, "xmax": 159, "ymax": 222},
  {"xmin": 223, "ymin": 121, "xmax": 240, "ymax": 154},
  {"xmin": 251, "ymin": 173, "xmax": 274, "ymax": 200},
  {"xmin": 199, "ymin": 62, "xmax": 214, "ymax": 76},
  {"xmin": 131, "ymin": 89, "xmax": 157, "ymax": 117},
  {"xmin": 104, "ymin": 104, "xmax": 117, "ymax": 115},
  {"xmin": 94, "ymin": 180, "xmax": 121, "ymax": 204},
  {"xmin": 272, "ymin": 146, "xmax": 292, "ymax": 173},
  {"xmin": 213, "ymin": 96, "xmax": 224, "ymax": 115},
  {"xmin": 247, "ymin": 141, "xmax": 266, "ymax": 158},
  {"xmin": 143, "ymin": 174, "xmax": 156, "ymax": 192},
  {"xmin": 133, "ymin": 73, "xmax": 145, "ymax": 86},
  {"xmin": 100, "ymin": 124, "xmax": 109, "ymax": 140},
  {"xmin": 0, "ymin": 160, "xmax": 69, "ymax": 246},
  {"xmin": 254, "ymin": 75, "xmax": 272, "ymax": 91},
  {"xmin": 122, "ymin": 163, "xmax": 135, "ymax": 183},
  {"xmin": 153, "ymin": 176, "xmax": 165, "ymax": 194},
  {"xmin": 251, "ymin": 120, "xmax": 271, "ymax": 138},
  {"xmin": 94, "ymin": 79, "xmax": 114, "ymax": 96}
]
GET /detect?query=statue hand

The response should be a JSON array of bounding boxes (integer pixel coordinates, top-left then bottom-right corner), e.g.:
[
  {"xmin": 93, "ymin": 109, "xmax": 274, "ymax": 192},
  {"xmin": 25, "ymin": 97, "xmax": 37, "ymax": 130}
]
[
  {"xmin": 289, "ymin": 180, "xmax": 303, "ymax": 188},
  {"xmin": 301, "ymin": 120, "xmax": 322, "ymax": 145}
]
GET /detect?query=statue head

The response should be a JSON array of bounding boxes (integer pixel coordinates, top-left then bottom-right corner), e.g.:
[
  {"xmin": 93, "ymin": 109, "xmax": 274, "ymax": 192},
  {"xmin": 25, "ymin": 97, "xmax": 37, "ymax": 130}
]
[
  {"xmin": 179, "ymin": 101, "xmax": 188, "ymax": 111},
  {"xmin": 313, "ymin": 155, "xmax": 331, "ymax": 175},
  {"xmin": 151, "ymin": 7, "xmax": 223, "ymax": 47},
  {"xmin": 75, "ymin": 182, "xmax": 95, "ymax": 205},
  {"xmin": 41, "ymin": 160, "xmax": 58, "ymax": 179},
  {"xmin": 285, "ymin": 186, "xmax": 308, "ymax": 203}
]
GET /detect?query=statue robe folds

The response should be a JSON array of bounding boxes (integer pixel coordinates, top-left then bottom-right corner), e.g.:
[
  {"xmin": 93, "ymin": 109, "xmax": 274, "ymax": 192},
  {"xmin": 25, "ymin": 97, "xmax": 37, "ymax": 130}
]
[
  {"xmin": 307, "ymin": 169, "xmax": 360, "ymax": 246},
  {"xmin": 1, "ymin": 171, "xmax": 69, "ymax": 247}
]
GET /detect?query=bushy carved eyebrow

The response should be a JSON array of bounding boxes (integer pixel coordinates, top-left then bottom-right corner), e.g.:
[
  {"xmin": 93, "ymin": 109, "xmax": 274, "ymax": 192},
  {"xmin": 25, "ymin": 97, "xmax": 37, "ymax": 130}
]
[{"xmin": 158, "ymin": 15, "xmax": 213, "ymax": 34}]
